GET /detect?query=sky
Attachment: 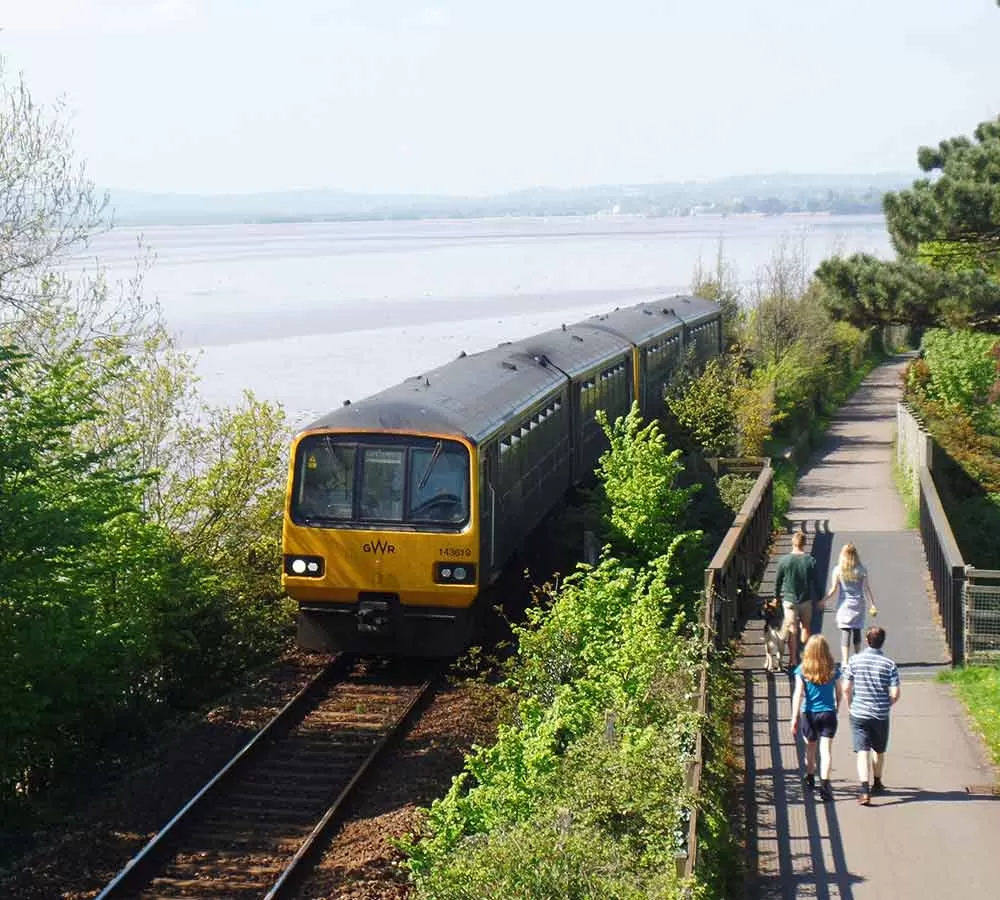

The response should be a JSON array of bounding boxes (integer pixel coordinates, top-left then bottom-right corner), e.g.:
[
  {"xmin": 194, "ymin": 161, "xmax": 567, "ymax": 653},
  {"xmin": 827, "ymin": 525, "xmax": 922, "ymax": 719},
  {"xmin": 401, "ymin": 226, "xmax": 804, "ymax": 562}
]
[{"xmin": 2, "ymin": 0, "xmax": 999, "ymax": 196}]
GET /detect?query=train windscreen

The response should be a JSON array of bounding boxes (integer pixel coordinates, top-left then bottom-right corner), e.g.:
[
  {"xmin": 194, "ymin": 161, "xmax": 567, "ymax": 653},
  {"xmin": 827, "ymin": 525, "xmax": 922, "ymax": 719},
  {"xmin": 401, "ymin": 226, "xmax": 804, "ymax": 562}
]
[{"xmin": 291, "ymin": 434, "xmax": 471, "ymax": 527}]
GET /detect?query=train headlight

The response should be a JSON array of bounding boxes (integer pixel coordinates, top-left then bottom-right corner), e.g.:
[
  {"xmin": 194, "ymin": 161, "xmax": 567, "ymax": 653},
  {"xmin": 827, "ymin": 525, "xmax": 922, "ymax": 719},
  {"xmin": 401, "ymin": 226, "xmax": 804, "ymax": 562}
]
[
  {"xmin": 433, "ymin": 562, "xmax": 476, "ymax": 584},
  {"xmin": 284, "ymin": 555, "xmax": 325, "ymax": 578}
]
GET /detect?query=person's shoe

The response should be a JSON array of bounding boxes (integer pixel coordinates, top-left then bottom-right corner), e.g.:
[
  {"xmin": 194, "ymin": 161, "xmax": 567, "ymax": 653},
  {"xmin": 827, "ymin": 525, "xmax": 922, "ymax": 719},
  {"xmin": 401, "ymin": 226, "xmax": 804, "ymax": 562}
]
[
  {"xmin": 819, "ymin": 780, "xmax": 833, "ymax": 802},
  {"xmin": 871, "ymin": 778, "xmax": 886, "ymax": 794},
  {"xmin": 802, "ymin": 773, "xmax": 815, "ymax": 790},
  {"xmin": 857, "ymin": 791, "xmax": 871, "ymax": 806}
]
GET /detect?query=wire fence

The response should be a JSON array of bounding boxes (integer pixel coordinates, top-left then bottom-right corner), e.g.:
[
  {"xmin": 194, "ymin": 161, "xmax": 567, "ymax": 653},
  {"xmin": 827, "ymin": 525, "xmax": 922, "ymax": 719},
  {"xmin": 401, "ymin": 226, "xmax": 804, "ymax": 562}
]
[{"xmin": 965, "ymin": 569, "xmax": 1000, "ymax": 664}]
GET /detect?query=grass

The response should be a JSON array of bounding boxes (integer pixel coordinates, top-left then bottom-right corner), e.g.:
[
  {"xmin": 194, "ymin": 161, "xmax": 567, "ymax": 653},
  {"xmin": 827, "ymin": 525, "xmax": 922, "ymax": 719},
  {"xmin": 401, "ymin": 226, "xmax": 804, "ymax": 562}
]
[
  {"xmin": 891, "ymin": 451, "xmax": 921, "ymax": 530},
  {"xmin": 938, "ymin": 664, "xmax": 1000, "ymax": 768},
  {"xmin": 770, "ymin": 457, "xmax": 798, "ymax": 530}
]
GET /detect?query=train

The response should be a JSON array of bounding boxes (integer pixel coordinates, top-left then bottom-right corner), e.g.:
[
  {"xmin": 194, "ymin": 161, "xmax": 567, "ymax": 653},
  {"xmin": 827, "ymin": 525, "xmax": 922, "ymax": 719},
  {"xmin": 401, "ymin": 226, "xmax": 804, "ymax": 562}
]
[{"xmin": 281, "ymin": 294, "xmax": 723, "ymax": 657}]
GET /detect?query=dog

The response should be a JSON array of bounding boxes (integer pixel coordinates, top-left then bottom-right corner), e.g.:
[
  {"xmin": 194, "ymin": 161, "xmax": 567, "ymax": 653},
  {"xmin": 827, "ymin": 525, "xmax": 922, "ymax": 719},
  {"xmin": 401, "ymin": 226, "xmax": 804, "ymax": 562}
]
[{"xmin": 761, "ymin": 597, "xmax": 787, "ymax": 673}]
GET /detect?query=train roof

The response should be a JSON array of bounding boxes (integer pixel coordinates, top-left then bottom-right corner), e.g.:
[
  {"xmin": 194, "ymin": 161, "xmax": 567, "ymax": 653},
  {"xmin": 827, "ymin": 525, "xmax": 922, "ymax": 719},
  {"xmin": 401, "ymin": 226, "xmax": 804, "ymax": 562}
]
[
  {"xmin": 300, "ymin": 297, "xmax": 719, "ymax": 444},
  {"xmin": 507, "ymin": 322, "xmax": 633, "ymax": 379},
  {"xmin": 672, "ymin": 294, "xmax": 722, "ymax": 327},
  {"xmin": 302, "ymin": 340, "xmax": 565, "ymax": 444},
  {"xmin": 579, "ymin": 294, "xmax": 718, "ymax": 345}
]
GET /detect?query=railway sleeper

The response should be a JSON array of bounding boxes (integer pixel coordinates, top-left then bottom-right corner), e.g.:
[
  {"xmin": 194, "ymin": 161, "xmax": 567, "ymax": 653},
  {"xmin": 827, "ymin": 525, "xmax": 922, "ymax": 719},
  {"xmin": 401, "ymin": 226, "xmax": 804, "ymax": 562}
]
[
  {"xmin": 225, "ymin": 788, "xmax": 333, "ymax": 806},
  {"xmin": 207, "ymin": 803, "xmax": 320, "ymax": 822},
  {"xmin": 139, "ymin": 888, "xmax": 265, "ymax": 899},
  {"xmin": 166, "ymin": 857, "xmax": 292, "ymax": 881},
  {"xmin": 190, "ymin": 819, "xmax": 308, "ymax": 853},
  {"xmin": 279, "ymin": 739, "xmax": 377, "ymax": 756},
  {"xmin": 307, "ymin": 710, "xmax": 397, "ymax": 723},
  {"xmin": 148, "ymin": 874, "xmax": 272, "ymax": 892},
  {"xmin": 252, "ymin": 758, "xmax": 367, "ymax": 775},
  {"xmin": 168, "ymin": 856, "xmax": 282, "ymax": 877},
  {"xmin": 177, "ymin": 830, "xmax": 305, "ymax": 850},
  {"xmin": 301, "ymin": 712, "xmax": 394, "ymax": 726}
]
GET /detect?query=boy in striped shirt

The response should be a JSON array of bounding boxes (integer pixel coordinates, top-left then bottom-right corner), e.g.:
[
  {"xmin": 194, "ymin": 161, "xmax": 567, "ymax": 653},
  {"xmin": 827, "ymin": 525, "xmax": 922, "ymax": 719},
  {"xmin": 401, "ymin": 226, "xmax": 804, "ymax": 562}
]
[{"xmin": 844, "ymin": 626, "xmax": 901, "ymax": 806}]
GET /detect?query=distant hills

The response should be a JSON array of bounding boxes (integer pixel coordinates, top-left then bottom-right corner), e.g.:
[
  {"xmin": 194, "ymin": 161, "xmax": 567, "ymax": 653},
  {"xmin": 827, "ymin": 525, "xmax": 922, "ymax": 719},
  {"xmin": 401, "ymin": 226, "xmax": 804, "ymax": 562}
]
[{"xmin": 106, "ymin": 173, "xmax": 916, "ymax": 226}]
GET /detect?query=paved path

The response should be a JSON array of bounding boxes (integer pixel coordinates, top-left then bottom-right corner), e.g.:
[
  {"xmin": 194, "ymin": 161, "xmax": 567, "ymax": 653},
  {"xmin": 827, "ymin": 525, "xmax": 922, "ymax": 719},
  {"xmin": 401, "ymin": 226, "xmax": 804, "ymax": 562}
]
[{"xmin": 738, "ymin": 358, "xmax": 1000, "ymax": 900}]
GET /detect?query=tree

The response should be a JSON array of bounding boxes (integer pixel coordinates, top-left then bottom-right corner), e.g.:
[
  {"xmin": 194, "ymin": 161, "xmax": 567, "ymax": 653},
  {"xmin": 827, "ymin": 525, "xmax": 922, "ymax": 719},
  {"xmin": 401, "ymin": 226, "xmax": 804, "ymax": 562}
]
[
  {"xmin": 692, "ymin": 243, "xmax": 742, "ymax": 349},
  {"xmin": 0, "ymin": 67, "xmax": 106, "ymax": 318},
  {"xmin": 0, "ymin": 61, "xmax": 292, "ymax": 808},
  {"xmin": 817, "ymin": 116, "xmax": 1000, "ymax": 331}
]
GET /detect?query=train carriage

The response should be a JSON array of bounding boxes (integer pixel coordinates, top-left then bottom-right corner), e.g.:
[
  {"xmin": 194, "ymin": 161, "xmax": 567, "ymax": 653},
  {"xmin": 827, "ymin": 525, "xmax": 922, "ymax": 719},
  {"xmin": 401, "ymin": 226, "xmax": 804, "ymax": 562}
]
[{"xmin": 282, "ymin": 294, "xmax": 722, "ymax": 657}]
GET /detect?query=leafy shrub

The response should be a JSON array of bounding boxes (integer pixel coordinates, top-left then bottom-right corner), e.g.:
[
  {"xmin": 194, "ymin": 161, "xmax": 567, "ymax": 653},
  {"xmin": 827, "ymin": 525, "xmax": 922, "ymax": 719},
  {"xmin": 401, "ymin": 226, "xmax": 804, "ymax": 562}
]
[
  {"xmin": 403, "ymin": 408, "xmax": 714, "ymax": 899},
  {"xmin": 904, "ymin": 353, "xmax": 1000, "ymax": 567},
  {"xmin": 413, "ymin": 735, "xmax": 695, "ymax": 900},
  {"xmin": 0, "ymin": 68, "xmax": 293, "ymax": 821},
  {"xmin": 919, "ymin": 329, "xmax": 1000, "ymax": 432},
  {"xmin": 594, "ymin": 404, "xmax": 699, "ymax": 564},
  {"xmin": 666, "ymin": 358, "xmax": 775, "ymax": 458},
  {"xmin": 0, "ymin": 345, "xmax": 181, "ymax": 797},
  {"xmin": 716, "ymin": 473, "xmax": 757, "ymax": 515}
]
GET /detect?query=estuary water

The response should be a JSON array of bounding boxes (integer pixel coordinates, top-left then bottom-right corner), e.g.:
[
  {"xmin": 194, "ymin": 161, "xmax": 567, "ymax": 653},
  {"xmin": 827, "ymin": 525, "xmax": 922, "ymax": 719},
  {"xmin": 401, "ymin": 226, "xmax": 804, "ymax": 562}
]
[{"xmin": 77, "ymin": 214, "xmax": 892, "ymax": 429}]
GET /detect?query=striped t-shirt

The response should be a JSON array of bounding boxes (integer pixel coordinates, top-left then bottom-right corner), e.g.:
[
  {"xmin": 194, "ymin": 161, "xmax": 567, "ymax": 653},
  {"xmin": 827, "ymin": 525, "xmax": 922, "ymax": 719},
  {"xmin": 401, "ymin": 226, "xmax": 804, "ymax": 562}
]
[{"xmin": 845, "ymin": 648, "xmax": 900, "ymax": 720}]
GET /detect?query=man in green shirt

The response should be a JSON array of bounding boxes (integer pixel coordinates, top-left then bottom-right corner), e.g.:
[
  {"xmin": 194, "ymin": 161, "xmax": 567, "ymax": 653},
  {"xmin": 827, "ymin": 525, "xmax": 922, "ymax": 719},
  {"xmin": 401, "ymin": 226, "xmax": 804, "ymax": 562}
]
[{"xmin": 774, "ymin": 530, "xmax": 820, "ymax": 668}]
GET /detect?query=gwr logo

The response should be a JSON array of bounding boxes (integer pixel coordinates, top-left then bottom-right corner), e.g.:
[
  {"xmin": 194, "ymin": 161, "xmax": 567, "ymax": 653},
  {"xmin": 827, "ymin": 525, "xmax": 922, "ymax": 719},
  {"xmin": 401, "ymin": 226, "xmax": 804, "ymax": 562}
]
[{"xmin": 363, "ymin": 539, "xmax": 397, "ymax": 554}]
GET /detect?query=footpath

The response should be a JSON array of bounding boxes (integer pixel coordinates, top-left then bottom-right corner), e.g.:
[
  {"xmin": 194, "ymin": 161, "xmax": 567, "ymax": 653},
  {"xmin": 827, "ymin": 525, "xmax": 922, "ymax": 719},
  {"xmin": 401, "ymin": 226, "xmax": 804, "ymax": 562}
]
[{"xmin": 738, "ymin": 357, "xmax": 1000, "ymax": 900}]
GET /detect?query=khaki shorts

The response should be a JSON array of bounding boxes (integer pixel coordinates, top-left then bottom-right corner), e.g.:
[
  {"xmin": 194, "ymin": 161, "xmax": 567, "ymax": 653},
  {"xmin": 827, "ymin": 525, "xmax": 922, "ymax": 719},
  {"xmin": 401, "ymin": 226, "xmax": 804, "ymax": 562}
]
[{"xmin": 781, "ymin": 600, "xmax": 812, "ymax": 638}]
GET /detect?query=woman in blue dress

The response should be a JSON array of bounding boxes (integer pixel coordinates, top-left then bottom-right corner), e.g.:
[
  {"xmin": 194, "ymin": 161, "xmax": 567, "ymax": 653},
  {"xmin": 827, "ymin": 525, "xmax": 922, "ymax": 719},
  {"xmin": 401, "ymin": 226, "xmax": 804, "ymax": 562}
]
[
  {"xmin": 790, "ymin": 634, "xmax": 842, "ymax": 801},
  {"xmin": 821, "ymin": 543, "xmax": 878, "ymax": 668}
]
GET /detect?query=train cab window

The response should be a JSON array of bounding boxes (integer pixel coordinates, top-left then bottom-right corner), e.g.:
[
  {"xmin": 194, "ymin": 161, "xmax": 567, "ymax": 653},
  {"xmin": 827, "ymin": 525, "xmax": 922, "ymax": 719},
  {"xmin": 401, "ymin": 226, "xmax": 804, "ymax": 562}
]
[
  {"xmin": 292, "ymin": 434, "xmax": 469, "ymax": 527},
  {"xmin": 409, "ymin": 442, "xmax": 470, "ymax": 524},
  {"xmin": 361, "ymin": 448, "xmax": 405, "ymax": 521},
  {"xmin": 296, "ymin": 437, "xmax": 355, "ymax": 520}
]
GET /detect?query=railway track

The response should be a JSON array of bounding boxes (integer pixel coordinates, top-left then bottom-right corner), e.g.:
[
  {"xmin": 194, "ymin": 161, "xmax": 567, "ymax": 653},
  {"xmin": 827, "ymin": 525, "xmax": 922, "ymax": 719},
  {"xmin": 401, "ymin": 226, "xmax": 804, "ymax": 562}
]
[{"xmin": 96, "ymin": 656, "xmax": 437, "ymax": 899}]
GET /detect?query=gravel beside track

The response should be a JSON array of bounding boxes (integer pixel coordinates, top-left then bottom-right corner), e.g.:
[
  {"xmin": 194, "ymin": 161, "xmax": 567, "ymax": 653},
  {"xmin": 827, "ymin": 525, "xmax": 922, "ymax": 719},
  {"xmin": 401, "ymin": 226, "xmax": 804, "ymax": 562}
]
[{"xmin": 0, "ymin": 653, "xmax": 502, "ymax": 900}]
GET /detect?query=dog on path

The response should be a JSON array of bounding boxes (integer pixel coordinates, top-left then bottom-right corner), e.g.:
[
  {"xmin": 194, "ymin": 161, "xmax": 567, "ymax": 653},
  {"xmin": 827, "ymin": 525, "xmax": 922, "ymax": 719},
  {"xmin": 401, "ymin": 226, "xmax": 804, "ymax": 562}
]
[{"xmin": 761, "ymin": 597, "xmax": 787, "ymax": 672}]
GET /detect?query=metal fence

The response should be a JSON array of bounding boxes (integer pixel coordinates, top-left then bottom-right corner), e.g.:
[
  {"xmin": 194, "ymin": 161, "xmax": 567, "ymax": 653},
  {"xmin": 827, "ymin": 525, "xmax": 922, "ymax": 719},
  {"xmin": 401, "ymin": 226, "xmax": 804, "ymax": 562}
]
[
  {"xmin": 905, "ymin": 400, "xmax": 1000, "ymax": 666},
  {"xmin": 919, "ymin": 466, "xmax": 966, "ymax": 663},
  {"xmin": 965, "ymin": 569, "xmax": 1000, "ymax": 664},
  {"xmin": 678, "ymin": 459, "xmax": 774, "ymax": 884}
]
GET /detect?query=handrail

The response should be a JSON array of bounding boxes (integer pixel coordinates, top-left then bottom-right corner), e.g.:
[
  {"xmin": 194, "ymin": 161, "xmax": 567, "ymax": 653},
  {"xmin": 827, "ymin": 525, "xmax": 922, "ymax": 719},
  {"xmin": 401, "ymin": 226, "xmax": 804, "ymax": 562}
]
[
  {"xmin": 919, "ymin": 467, "xmax": 965, "ymax": 569},
  {"xmin": 678, "ymin": 458, "xmax": 773, "ymax": 883}
]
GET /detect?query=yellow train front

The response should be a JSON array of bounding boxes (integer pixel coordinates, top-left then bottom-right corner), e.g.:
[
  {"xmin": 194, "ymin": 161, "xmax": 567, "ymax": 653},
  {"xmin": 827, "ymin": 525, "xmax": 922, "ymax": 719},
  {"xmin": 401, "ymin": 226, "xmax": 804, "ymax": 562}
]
[
  {"xmin": 282, "ymin": 294, "xmax": 722, "ymax": 657},
  {"xmin": 284, "ymin": 421, "xmax": 483, "ymax": 656}
]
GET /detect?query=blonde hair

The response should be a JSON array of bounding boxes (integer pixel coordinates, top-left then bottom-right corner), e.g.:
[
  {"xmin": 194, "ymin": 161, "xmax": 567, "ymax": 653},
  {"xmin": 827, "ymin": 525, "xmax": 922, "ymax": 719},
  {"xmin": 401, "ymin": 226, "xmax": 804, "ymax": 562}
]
[
  {"xmin": 836, "ymin": 543, "xmax": 864, "ymax": 583},
  {"xmin": 792, "ymin": 530, "xmax": 807, "ymax": 550},
  {"xmin": 801, "ymin": 635, "xmax": 835, "ymax": 684}
]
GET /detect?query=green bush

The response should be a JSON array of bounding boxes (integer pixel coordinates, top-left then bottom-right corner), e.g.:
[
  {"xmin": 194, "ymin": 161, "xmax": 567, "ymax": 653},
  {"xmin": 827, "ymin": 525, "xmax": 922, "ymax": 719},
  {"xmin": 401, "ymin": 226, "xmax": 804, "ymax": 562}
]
[
  {"xmin": 0, "ymin": 345, "xmax": 182, "ymax": 797},
  {"xmin": 0, "ymin": 67, "xmax": 293, "ymax": 821},
  {"xmin": 904, "ymin": 345, "xmax": 1000, "ymax": 567},
  {"xmin": 919, "ymin": 329, "xmax": 1000, "ymax": 432},
  {"xmin": 666, "ymin": 357, "xmax": 775, "ymax": 458},
  {"xmin": 403, "ymin": 408, "xmax": 715, "ymax": 899},
  {"xmin": 716, "ymin": 474, "xmax": 757, "ymax": 515},
  {"xmin": 413, "ymin": 736, "xmax": 694, "ymax": 900}
]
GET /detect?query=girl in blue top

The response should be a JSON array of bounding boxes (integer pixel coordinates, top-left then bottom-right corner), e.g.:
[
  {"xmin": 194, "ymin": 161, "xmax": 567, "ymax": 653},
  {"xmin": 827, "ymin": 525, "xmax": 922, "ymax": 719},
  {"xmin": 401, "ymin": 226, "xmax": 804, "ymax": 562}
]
[{"xmin": 790, "ymin": 634, "xmax": 842, "ymax": 801}]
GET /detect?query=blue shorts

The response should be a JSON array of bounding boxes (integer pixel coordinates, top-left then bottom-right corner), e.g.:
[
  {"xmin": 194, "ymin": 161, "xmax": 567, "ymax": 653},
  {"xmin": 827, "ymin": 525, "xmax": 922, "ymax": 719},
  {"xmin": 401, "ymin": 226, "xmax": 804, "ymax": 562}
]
[
  {"xmin": 801, "ymin": 710, "xmax": 838, "ymax": 740},
  {"xmin": 851, "ymin": 716, "xmax": 890, "ymax": 753}
]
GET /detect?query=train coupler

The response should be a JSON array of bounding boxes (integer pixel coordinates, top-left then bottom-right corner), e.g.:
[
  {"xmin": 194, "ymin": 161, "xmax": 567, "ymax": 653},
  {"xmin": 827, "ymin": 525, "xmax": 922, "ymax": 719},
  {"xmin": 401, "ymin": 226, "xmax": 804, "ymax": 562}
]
[{"xmin": 357, "ymin": 599, "xmax": 392, "ymax": 635}]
